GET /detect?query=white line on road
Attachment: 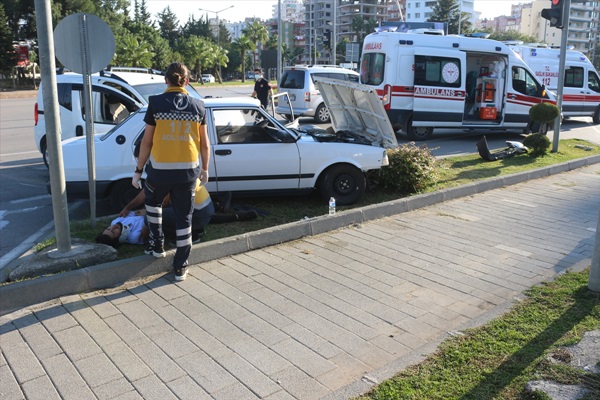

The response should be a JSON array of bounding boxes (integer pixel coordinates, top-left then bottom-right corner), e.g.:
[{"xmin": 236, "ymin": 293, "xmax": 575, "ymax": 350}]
[
  {"xmin": 9, "ymin": 194, "xmax": 50, "ymax": 205},
  {"xmin": 0, "ymin": 150, "xmax": 40, "ymax": 157},
  {"xmin": 0, "ymin": 219, "xmax": 54, "ymax": 270}
]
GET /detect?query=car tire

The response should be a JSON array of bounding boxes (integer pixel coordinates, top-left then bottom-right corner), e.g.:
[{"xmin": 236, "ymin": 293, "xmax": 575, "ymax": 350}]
[
  {"xmin": 406, "ymin": 120, "xmax": 433, "ymax": 141},
  {"xmin": 319, "ymin": 164, "xmax": 366, "ymax": 206},
  {"xmin": 110, "ymin": 179, "xmax": 142, "ymax": 213},
  {"xmin": 314, "ymin": 103, "xmax": 330, "ymax": 123},
  {"xmin": 40, "ymin": 138, "xmax": 49, "ymax": 168},
  {"xmin": 593, "ymin": 105, "xmax": 600, "ymax": 125}
]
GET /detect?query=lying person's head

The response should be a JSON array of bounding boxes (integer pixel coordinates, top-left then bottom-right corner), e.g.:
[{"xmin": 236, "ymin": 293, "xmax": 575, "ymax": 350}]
[{"xmin": 95, "ymin": 222, "xmax": 126, "ymax": 248}]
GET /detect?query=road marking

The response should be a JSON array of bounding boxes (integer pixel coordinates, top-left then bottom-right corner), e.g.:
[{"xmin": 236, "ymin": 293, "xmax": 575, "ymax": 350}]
[
  {"xmin": 0, "ymin": 220, "xmax": 54, "ymax": 270},
  {"xmin": 0, "ymin": 150, "xmax": 40, "ymax": 157},
  {"xmin": 9, "ymin": 194, "xmax": 50, "ymax": 204}
]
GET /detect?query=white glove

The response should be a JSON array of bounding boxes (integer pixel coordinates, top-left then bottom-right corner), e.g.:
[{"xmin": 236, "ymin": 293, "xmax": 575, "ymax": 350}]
[
  {"xmin": 200, "ymin": 169, "xmax": 209, "ymax": 186},
  {"xmin": 132, "ymin": 172, "xmax": 142, "ymax": 189}
]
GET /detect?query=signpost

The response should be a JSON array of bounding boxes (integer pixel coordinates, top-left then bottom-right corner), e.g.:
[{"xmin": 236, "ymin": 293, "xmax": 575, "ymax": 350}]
[{"xmin": 54, "ymin": 13, "xmax": 115, "ymax": 226}]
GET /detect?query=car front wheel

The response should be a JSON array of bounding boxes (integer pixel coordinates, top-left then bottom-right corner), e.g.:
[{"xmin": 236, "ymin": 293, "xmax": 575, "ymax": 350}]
[
  {"xmin": 318, "ymin": 164, "xmax": 366, "ymax": 205},
  {"xmin": 110, "ymin": 179, "xmax": 143, "ymax": 212},
  {"xmin": 314, "ymin": 103, "xmax": 330, "ymax": 123}
]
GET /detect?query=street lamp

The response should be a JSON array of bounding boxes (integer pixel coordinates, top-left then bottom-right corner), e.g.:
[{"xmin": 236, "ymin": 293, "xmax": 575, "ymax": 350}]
[{"xmin": 198, "ymin": 5, "xmax": 234, "ymax": 80}]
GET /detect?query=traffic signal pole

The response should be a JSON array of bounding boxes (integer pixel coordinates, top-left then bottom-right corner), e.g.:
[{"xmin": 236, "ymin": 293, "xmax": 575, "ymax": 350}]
[{"xmin": 551, "ymin": 0, "xmax": 570, "ymax": 153}]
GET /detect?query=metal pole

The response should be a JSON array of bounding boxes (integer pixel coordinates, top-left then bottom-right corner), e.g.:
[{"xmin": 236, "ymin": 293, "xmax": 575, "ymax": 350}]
[
  {"xmin": 590, "ymin": 207, "xmax": 600, "ymax": 292},
  {"xmin": 277, "ymin": 0, "xmax": 281, "ymax": 82},
  {"xmin": 80, "ymin": 14, "xmax": 96, "ymax": 227},
  {"xmin": 33, "ymin": 0, "xmax": 71, "ymax": 251},
  {"xmin": 332, "ymin": 0, "xmax": 336, "ymax": 65},
  {"xmin": 552, "ymin": 0, "xmax": 571, "ymax": 153}
]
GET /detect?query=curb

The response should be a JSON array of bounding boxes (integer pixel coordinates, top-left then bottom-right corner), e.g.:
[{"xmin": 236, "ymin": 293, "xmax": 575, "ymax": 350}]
[{"xmin": 2, "ymin": 154, "xmax": 599, "ymax": 315}]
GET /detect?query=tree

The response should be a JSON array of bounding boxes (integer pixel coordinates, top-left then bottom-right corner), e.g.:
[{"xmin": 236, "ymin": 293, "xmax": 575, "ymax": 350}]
[
  {"xmin": 113, "ymin": 32, "xmax": 154, "ymax": 67},
  {"xmin": 182, "ymin": 15, "xmax": 211, "ymax": 39},
  {"xmin": 179, "ymin": 35, "xmax": 213, "ymax": 82},
  {"xmin": 157, "ymin": 6, "xmax": 180, "ymax": 49},
  {"xmin": 0, "ymin": 4, "xmax": 18, "ymax": 77},
  {"xmin": 233, "ymin": 35, "xmax": 255, "ymax": 82},
  {"xmin": 427, "ymin": 0, "xmax": 472, "ymax": 35},
  {"xmin": 207, "ymin": 44, "xmax": 229, "ymax": 83},
  {"xmin": 489, "ymin": 31, "xmax": 538, "ymax": 44},
  {"xmin": 243, "ymin": 19, "xmax": 268, "ymax": 70}
]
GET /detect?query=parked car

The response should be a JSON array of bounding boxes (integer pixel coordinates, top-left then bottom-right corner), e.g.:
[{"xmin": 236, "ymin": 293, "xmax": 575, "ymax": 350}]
[
  {"xmin": 201, "ymin": 74, "xmax": 216, "ymax": 83},
  {"xmin": 276, "ymin": 65, "xmax": 360, "ymax": 123},
  {"xmin": 34, "ymin": 68, "xmax": 202, "ymax": 166},
  {"xmin": 57, "ymin": 78, "xmax": 398, "ymax": 211}
]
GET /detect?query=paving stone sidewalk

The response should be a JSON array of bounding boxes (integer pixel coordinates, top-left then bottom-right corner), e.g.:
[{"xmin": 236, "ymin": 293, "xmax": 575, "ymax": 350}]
[{"xmin": 1, "ymin": 165, "xmax": 599, "ymax": 400}]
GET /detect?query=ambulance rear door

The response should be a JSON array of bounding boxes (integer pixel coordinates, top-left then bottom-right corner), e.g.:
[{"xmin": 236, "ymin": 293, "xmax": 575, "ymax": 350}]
[{"xmin": 412, "ymin": 49, "xmax": 466, "ymax": 128}]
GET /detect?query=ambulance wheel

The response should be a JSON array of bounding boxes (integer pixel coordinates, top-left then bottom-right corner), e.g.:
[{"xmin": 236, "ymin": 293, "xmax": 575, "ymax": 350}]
[
  {"xmin": 110, "ymin": 179, "xmax": 143, "ymax": 212},
  {"xmin": 406, "ymin": 122, "xmax": 433, "ymax": 141},
  {"xmin": 593, "ymin": 106, "xmax": 600, "ymax": 124},
  {"xmin": 314, "ymin": 103, "xmax": 330, "ymax": 123},
  {"xmin": 319, "ymin": 164, "xmax": 365, "ymax": 205}
]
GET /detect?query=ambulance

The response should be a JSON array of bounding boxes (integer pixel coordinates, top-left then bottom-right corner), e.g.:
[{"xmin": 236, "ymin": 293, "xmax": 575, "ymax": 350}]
[
  {"xmin": 360, "ymin": 28, "xmax": 555, "ymax": 140},
  {"xmin": 507, "ymin": 44, "xmax": 600, "ymax": 124}
]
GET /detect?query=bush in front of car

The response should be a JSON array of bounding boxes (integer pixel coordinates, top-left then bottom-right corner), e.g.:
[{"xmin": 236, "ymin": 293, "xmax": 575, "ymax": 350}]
[
  {"xmin": 377, "ymin": 143, "xmax": 437, "ymax": 193},
  {"xmin": 523, "ymin": 133, "xmax": 551, "ymax": 157}
]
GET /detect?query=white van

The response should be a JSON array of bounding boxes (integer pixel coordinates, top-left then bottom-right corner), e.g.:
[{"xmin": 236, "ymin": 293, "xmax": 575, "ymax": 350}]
[
  {"xmin": 276, "ymin": 65, "xmax": 359, "ymax": 123},
  {"xmin": 508, "ymin": 44, "xmax": 600, "ymax": 124},
  {"xmin": 360, "ymin": 29, "xmax": 555, "ymax": 140},
  {"xmin": 34, "ymin": 69, "xmax": 202, "ymax": 166}
]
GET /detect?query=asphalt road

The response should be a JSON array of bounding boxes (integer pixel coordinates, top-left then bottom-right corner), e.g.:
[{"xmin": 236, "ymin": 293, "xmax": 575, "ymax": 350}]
[{"xmin": 1, "ymin": 87, "xmax": 599, "ymax": 270}]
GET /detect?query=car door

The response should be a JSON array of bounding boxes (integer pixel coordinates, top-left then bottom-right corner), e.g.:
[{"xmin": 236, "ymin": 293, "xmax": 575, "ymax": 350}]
[
  {"xmin": 412, "ymin": 50, "xmax": 466, "ymax": 128},
  {"xmin": 505, "ymin": 65, "xmax": 547, "ymax": 127},
  {"xmin": 70, "ymin": 84, "xmax": 140, "ymax": 138},
  {"xmin": 563, "ymin": 65, "xmax": 585, "ymax": 115},
  {"xmin": 585, "ymin": 69, "xmax": 600, "ymax": 115},
  {"xmin": 208, "ymin": 107, "xmax": 301, "ymax": 192}
]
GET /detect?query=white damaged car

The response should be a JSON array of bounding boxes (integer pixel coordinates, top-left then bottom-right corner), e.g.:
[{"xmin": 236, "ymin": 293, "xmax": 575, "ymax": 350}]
[{"xmin": 58, "ymin": 78, "xmax": 398, "ymax": 210}]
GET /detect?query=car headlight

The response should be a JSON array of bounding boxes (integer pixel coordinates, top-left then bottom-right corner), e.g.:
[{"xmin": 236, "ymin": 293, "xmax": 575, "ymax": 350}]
[{"xmin": 382, "ymin": 150, "xmax": 390, "ymax": 166}]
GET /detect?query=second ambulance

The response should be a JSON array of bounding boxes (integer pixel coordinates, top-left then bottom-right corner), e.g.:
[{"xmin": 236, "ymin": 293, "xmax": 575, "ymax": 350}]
[{"xmin": 360, "ymin": 28, "xmax": 555, "ymax": 140}]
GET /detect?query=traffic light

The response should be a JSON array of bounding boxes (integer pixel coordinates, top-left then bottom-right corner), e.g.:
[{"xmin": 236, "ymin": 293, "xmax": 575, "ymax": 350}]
[
  {"xmin": 541, "ymin": 0, "xmax": 565, "ymax": 29},
  {"xmin": 324, "ymin": 30, "xmax": 331, "ymax": 48}
]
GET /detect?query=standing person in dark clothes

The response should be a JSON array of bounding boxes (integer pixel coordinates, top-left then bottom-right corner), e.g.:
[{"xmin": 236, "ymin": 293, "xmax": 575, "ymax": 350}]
[
  {"xmin": 132, "ymin": 62, "xmax": 210, "ymax": 282},
  {"xmin": 251, "ymin": 68, "xmax": 273, "ymax": 109}
]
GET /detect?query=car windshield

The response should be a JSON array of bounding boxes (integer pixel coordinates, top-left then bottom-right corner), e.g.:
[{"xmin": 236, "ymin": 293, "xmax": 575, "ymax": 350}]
[{"xmin": 133, "ymin": 83, "xmax": 203, "ymax": 101}]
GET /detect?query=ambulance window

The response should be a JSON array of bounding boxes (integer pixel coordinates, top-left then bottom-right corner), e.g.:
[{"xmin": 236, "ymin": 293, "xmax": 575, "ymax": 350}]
[
  {"xmin": 564, "ymin": 67, "xmax": 584, "ymax": 88},
  {"xmin": 588, "ymin": 71, "xmax": 600, "ymax": 92},
  {"xmin": 361, "ymin": 53, "xmax": 385, "ymax": 86},
  {"xmin": 512, "ymin": 66, "xmax": 541, "ymax": 97},
  {"xmin": 414, "ymin": 56, "xmax": 461, "ymax": 88}
]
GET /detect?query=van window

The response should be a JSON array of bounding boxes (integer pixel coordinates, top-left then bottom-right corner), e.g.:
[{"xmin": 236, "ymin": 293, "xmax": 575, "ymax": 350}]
[
  {"xmin": 311, "ymin": 72, "xmax": 357, "ymax": 82},
  {"xmin": 565, "ymin": 66, "xmax": 584, "ymax": 88},
  {"xmin": 415, "ymin": 56, "xmax": 461, "ymax": 88},
  {"xmin": 361, "ymin": 53, "xmax": 385, "ymax": 85},
  {"xmin": 56, "ymin": 83, "xmax": 72, "ymax": 111},
  {"xmin": 512, "ymin": 66, "xmax": 541, "ymax": 97},
  {"xmin": 589, "ymin": 71, "xmax": 600, "ymax": 92},
  {"xmin": 280, "ymin": 70, "xmax": 305, "ymax": 89}
]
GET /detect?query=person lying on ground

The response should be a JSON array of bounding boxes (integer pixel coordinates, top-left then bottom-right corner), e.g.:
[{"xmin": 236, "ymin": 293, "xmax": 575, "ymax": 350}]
[{"xmin": 95, "ymin": 209, "xmax": 149, "ymax": 248}]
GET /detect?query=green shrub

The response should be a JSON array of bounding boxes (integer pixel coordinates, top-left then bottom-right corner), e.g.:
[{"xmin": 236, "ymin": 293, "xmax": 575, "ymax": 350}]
[
  {"xmin": 377, "ymin": 143, "xmax": 437, "ymax": 193},
  {"xmin": 529, "ymin": 102, "xmax": 560, "ymax": 123},
  {"xmin": 523, "ymin": 133, "xmax": 551, "ymax": 157}
]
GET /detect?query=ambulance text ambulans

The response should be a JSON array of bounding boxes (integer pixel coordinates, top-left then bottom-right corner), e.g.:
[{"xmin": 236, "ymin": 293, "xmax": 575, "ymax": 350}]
[
  {"xmin": 508, "ymin": 44, "xmax": 600, "ymax": 124},
  {"xmin": 360, "ymin": 29, "xmax": 555, "ymax": 140}
]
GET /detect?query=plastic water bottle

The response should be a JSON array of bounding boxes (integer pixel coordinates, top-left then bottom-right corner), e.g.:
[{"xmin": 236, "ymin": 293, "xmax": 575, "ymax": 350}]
[{"xmin": 328, "ymin": 197, "xmax": 336, "ymax": 216}]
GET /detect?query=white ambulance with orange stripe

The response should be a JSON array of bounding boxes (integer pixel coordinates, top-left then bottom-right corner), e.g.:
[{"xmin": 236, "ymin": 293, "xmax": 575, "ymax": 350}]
[
  {"xmin": 507, "ymin": 44, "xmax": 600, "ymax": 124},
  {"xmin": 360, "ymin": 29, "xmax": 555, "ymax": 140}
]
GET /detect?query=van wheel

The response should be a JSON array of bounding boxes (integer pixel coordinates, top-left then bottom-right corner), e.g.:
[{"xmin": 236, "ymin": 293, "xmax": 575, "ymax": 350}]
[
  {"xmin": 593, "ymin": 106, "xmax": 600, "ymax": 124},
  {"xmin": 314, "ymin": 103, "xmax": 330, "ymax": 123},
  {"xmin": 41, "ymin": 138, "xmax": 49, "ymax": 168},
  {"xmin": 319, "ymin": 164, "xmax": 366, "ymax": 205},
  {"xmin": 406, "ymin": 121, "xmax": 433, "ymax": 141},
  {"xmin": 110, "ymin": 179, "xmax": 143, "ymax": 212}
]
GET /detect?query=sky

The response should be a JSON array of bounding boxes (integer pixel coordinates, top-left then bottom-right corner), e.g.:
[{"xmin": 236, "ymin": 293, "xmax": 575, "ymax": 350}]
[{"xmin": 143, "ymin": 0, "xmax": 515, "ymax": 25}]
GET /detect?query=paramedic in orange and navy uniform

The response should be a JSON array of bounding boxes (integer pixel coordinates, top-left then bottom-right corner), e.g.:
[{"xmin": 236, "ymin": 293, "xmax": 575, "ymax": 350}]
[{"xmin": 133, "ymin": 62, "xmax": 210, "ymax": 282}]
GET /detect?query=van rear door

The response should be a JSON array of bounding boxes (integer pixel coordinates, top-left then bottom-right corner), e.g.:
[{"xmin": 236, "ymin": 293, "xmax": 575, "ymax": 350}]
[{"xmin": 412, "ymin": 49, "xmax": 466, "ymax": 128}]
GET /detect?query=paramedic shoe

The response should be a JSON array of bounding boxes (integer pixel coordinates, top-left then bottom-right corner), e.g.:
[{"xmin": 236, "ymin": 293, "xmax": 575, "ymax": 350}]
[
  {"xmin": 144, "ymin": 243, "xmax": 166, "ymax": 258},
  {"xmin": 174, "ymin": 267, "xmax": 188, "ymax": 282}
]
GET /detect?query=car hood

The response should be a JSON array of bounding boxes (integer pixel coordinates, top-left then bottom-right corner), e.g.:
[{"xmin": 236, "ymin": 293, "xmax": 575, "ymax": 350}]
[{"xmin": 313, "ymin": 77, "xmax": 398, "ymax": 149}]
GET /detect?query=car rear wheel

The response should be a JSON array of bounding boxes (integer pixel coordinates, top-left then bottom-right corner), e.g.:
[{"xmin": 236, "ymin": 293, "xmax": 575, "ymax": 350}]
[
  {"xmin": 314, "ymin": 103, "xmax": 330, "ymax": 123},
  {"xmin": 110, "ymin": 179, "xmax": 143, "ymax": 213},
  {"xmin": 41, "ymin": 137, "xmax": 49, "ymax": 168},
  {"xmin": 406, "ymin": 120, "xmax": 433, "ymax": 141},
  {"xmin": 318, "ymin": 164, "xmax": 366, "ymax": 205}
]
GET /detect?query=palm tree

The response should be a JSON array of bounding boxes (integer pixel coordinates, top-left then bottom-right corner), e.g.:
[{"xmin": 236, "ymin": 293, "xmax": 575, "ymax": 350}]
[
  {"xmin": 242, "ymin": 19, "xmax": 268, "ymax": 70},
  {"xmin": 234, "ymin": 35, "xmax": 255, "ymax": 82},
  {"xmin": 209, "ymin": 44, "xmax": 229, "ymax": 84},
  {"xmin": 115, "ymin": 33, "xmax": 154, "ymax": 68},
  {"xmin": 180, "ymin": 35, "xmax": 213, "ymax": 83}
]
